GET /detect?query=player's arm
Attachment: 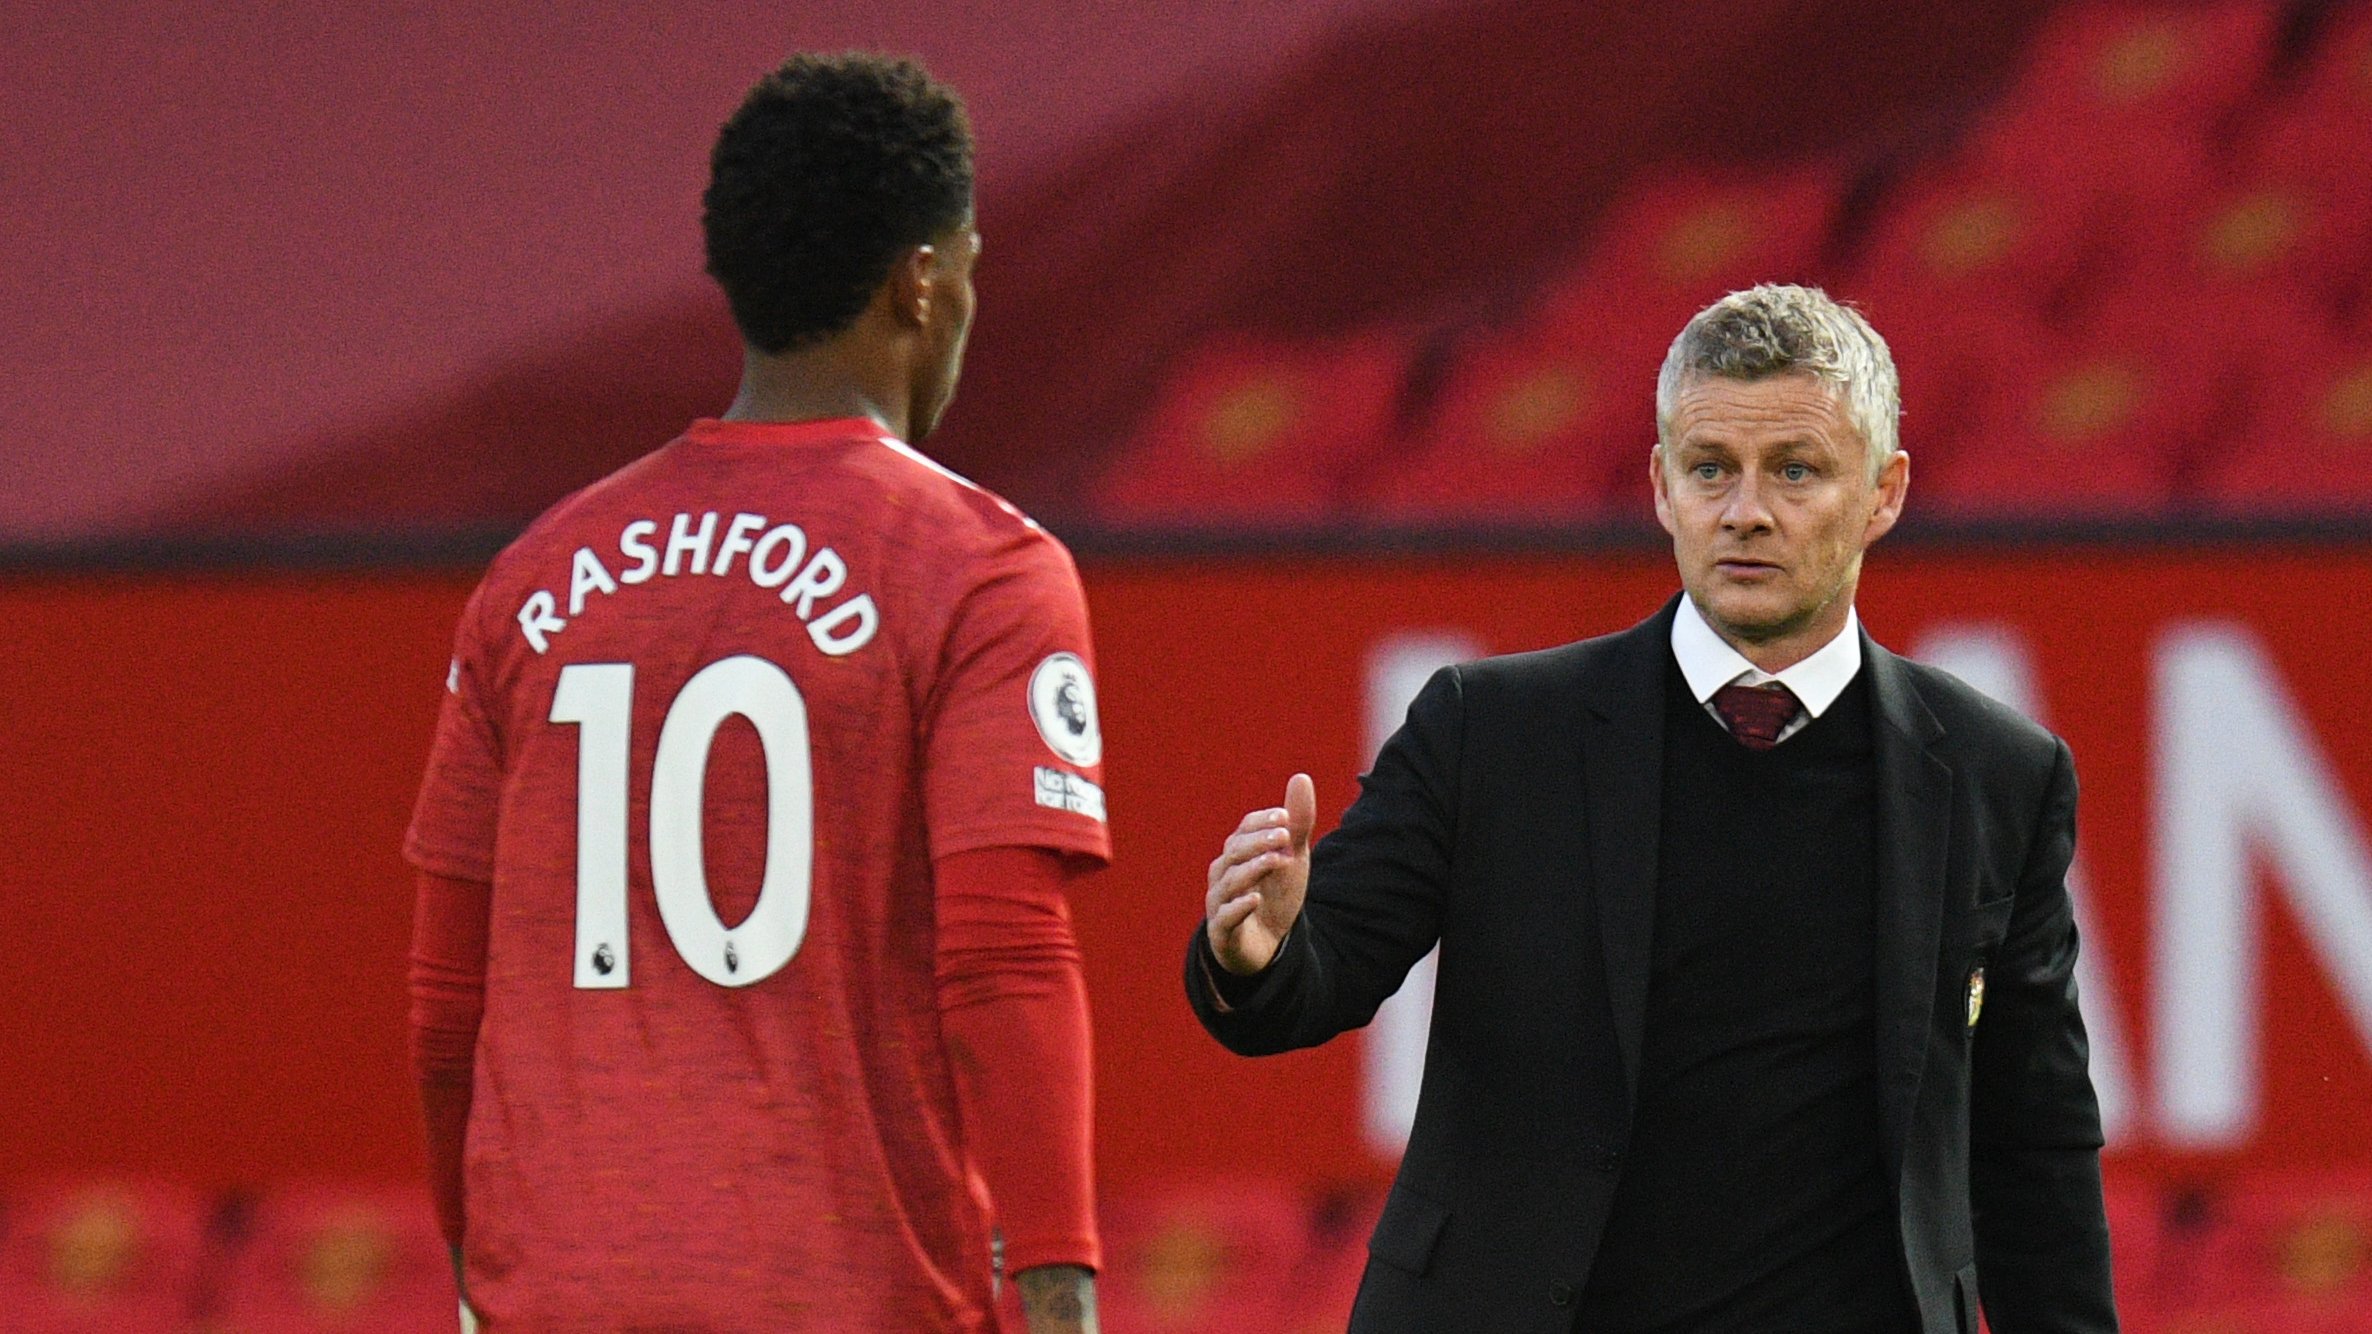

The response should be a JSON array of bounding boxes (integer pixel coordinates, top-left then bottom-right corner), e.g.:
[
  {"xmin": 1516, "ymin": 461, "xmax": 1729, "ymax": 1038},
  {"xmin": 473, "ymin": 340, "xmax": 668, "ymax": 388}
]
[
  {"xmin": 405, "ymin": 591, "xmax": 506, "ymax": 1332},
  {"xmin": 409, "ymin": 868, "xmax": 492, "ymax": 1316},
  {"xmin": 935, "ymin": 845, "xmax": 1100, "ymax": 1334}
]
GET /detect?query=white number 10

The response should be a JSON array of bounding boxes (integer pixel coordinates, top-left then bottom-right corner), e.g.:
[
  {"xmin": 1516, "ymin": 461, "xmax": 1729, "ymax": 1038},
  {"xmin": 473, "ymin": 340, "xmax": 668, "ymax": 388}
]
[{"xmin": 549, "ymin": 655, "xmax": 814, "ymax": 990}]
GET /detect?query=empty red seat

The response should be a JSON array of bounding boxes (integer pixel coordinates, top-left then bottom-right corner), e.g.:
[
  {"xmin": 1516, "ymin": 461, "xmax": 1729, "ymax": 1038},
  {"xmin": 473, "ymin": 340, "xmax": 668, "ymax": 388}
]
[
  {"xmin": 1095, "ymin": 1179, "xmax": 1311, "ymax": 1334},
  {"xmin": 1091, "ymin": 330, "xmax": 1413, "ymax": 527},
  {"xmin": 1537, "ymin": 164, "xmax": 1847, "ymax": 341},
  {"xmin": 213, "ymin": 1182, "xmax": 452, "ymax": 1333},
  {"xmin": 1360, "ymin": 311, "xmax": 1668, "ymax": 525},
  {"xmin": 1847, "ymin": 157, "xmax": 2107, "ymax": 320},
  {"xmin": 2182, "ymin": 301, "xmax": 2372, "ymax": 507},
  {"xmin": 2185, "ymin": 174, "xmax": 2370, "ymax": 298},
  {"xmin": 2207, "ymin": 335, "xmax": 2372, "ymax": 510},
  {"xmin": 1917, "ymin": 300, "xmax": 2227, "ymax": 515},
  {"xmin": 1967, "ymin": 120, "xmax": 2219, "ymax": 324},
  {"xmin": 2284, "ymin": 0, "xmax": 2372, "ymax": 123},
  {"xmin": 2069, "ymin": 116, "xmax": 2371, "ymax": 331},
  {"xmin": 2212, "ymin": 104, "xmax": 2372, "ymax": 315},
  {"xmin": 2150, "ymin": 1171, "xmax": 2372, "ymax": 1310},
  {"xmin": 1288, "ymin": 1184, "xmax": 1387, "ymax": 1334},
  {"xmin": 0, "ymin": 1178, "xmax": 211, "ymax": 1333},
  {"xmin": 1988, "ymin": 0, "xmax": 2282, "ymax": 139},
  {"xmin": 1843, "ymin": 286, "xmax": 2047, "ymax": 478},
  {"xmin": 1951, "ymin": 1, "xmax": 2255, "ymax": 266}
]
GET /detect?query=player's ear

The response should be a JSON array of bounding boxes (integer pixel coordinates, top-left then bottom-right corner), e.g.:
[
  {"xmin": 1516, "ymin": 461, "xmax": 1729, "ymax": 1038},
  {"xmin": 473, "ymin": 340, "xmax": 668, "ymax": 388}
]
[{"xmin": 888, "ymin": 244, "xmax": 935, "ymax": 330}]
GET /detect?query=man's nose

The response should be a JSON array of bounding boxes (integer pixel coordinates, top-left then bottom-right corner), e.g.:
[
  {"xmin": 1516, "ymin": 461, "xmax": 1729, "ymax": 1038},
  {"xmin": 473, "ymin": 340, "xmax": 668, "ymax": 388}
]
[{"xmin": 1721, "ymin": 474, "xmax": 1775, "ymax": 531}]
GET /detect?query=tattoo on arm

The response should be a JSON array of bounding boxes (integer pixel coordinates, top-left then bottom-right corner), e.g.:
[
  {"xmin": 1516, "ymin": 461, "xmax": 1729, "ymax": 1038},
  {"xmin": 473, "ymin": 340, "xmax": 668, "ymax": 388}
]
[{"xmin": 1015, "ymin": 1263, "xmax": 1097, "ymax": 1331}]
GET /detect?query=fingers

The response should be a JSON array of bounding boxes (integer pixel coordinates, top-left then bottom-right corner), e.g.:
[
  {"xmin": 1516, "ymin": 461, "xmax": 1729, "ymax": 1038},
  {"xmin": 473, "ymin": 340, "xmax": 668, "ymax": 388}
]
[
  {"xmin": 1234, "ymin": 804, "xmax": 1291, "ymax": 836},
  {"xmin": 1223, "ymin": 825, "xmax": 1291, "ymax": 863},
  {"xmin": 1208, "ymin": 889, "xmax": 1262, "ymax": 937},
  {"xmin": 1205, "ymin": 850, "xmax": 1285, "ymax": 917},
  {"xmin": 1207, "ymin": 779, "xmax": 1314, "ymax": 936},
  {"xmin": 1284, "ymin": 773, "xmax": 1317, "ymax": 853},
  {"xmin": 1208, "ymin": 823, "xmax": 1291, "ymax": 886}
]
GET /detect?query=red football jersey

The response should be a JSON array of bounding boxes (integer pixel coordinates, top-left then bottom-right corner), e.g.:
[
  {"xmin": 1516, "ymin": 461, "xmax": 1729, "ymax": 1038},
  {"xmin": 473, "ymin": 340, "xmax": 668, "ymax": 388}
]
[{"xmin": 405, "ymin": 417, "xmax": 1111, "ymax": 1331}]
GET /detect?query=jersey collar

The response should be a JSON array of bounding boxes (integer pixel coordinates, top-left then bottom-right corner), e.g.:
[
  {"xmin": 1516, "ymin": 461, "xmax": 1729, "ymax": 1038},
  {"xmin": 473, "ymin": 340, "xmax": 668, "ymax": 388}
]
[{"xmin": 684, "ymin": 416, "xmax": 900, "ymax": 447}]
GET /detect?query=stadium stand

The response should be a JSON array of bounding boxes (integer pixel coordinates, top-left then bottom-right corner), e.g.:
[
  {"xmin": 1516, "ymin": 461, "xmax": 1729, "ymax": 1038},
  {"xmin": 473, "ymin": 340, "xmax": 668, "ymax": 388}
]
[
  {"xmin": 1533, "ymin": 166, "xmax": 1848, "ymax": 341},
  {"xmin": 1983, "ymin": 0, "xmax": 2282, "ymax": 134},
  {"xmin": 1090, "ymin": 331, "xmax": 1415, "ymax": 528},
  {"xmin": 211, "ymin": 1183, "xmax": 452, "ymax": 1333},
  {"xmin": 0, "ymin": 1179, "xmax": 211, "ymax": 1332},
  {"xmin": 2, "ymin": 1172, "xmax": 2368, "ymax": 1329},
  {"xmin": 24, "ymin": 3, "xmax": 2372, "ymax": 1331},
  {"xmin": 1092, "ymin": 1178, "xmax": 1311, "ymax": 1333},
  {"xmin": 1843, "ymin": 155, "xmax": 2105, "ymax": 321},
  {"xmin": 1359, "ymin": 309, "xmax": 1667, "ymax": 524},
  {"xmin": 2210, "ymin": 331, "xmax": 2372, "ymax": 510},
  {"xmin": 1093, "ymin": 0, "xmax": 2372, "ymax": 528}
]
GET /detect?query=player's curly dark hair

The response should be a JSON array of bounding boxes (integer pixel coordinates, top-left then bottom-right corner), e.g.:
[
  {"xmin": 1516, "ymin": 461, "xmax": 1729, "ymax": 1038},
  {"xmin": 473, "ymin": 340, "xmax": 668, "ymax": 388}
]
[{"xmin": 703, "ymin": 53, "xmax": 974, "ymax": 355}]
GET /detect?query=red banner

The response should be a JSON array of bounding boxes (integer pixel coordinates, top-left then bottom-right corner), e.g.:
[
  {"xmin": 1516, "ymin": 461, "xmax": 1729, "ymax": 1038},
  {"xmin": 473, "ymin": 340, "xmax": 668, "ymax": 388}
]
[{"xmin": 4, "ymin": 545, "xmax": 2369, "ymax": 1192}]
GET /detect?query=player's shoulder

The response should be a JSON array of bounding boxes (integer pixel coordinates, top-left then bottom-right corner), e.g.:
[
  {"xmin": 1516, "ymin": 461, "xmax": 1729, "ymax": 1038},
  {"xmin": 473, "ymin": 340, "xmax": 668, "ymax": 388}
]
[
  {"xmin": 855, "ymin": 434, "xmax": 1084, "ymax": 594},
  {"xmin": 872, "ymin": 435, "xmax": 1058, "ymax": 539}
]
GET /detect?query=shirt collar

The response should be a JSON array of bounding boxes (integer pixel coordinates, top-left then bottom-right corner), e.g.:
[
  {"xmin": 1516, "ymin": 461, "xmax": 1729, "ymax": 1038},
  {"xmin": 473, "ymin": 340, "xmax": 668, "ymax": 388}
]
[{"xmin": 1670, "ymin": 594, "xmax": 1863, "ymax": 718}]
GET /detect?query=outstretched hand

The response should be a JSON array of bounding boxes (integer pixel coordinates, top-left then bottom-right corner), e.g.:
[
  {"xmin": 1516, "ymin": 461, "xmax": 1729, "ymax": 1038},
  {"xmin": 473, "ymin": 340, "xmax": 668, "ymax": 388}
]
[{"xmin": 1203, "ymin": 773, "xmax": 1316, "ymax": 975}]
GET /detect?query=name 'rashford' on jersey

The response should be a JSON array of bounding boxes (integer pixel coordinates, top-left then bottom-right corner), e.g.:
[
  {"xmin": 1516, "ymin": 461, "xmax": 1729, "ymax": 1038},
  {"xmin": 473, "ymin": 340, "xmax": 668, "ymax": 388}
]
[{"xmin": 405, "ymin": 415, "xmax": 1109, "ymax": 1332}]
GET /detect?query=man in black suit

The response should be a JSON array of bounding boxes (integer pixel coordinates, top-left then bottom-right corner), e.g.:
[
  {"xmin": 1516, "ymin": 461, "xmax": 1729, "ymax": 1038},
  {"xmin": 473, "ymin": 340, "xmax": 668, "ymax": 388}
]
[{"xmin": 1187, "ymin": 285, "xmax": 2115, "ymax": 1333}]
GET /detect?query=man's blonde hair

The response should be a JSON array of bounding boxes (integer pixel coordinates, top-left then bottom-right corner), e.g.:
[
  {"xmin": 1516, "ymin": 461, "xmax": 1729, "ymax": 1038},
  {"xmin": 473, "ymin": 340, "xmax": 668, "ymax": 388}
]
[{"xmin": 1655, "ymin": 284, "xmax": 1899, "ymax": 479}]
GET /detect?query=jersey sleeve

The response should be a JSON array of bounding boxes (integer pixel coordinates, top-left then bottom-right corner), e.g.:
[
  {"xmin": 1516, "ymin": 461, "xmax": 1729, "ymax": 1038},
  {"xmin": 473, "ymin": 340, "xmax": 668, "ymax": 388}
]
[
  {"xmin": 405, "ymin": 588, "xmax": 505, "ymax": 883},
  {"xmin": 921, "ymin": 531, "xmax": 1112, "ymax": 865}
]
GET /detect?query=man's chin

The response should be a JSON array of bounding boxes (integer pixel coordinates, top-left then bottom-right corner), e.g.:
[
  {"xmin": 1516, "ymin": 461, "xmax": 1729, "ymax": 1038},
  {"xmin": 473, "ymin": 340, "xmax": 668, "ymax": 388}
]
[{"xmin": 1697, "ymin": 591, "xmax": 1798, "ymax": 645}]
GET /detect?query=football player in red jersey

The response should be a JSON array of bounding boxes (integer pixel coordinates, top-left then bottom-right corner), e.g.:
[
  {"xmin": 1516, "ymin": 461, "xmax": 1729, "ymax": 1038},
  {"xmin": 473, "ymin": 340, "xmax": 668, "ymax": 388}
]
[{"xmin": 406, "ymin": 54, "xmax": 1106, "ymax": 1332}]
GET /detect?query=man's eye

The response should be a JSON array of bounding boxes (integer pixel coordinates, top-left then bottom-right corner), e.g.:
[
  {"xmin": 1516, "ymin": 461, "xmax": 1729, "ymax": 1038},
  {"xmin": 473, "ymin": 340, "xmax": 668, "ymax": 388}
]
[
  {"xmin": 1781, "ymin": 462, "xmax": 1811, "ymax": 482},
  {"xmin": 1692, "ymin": 463, "xmax": 1722, "ymax": 481}
]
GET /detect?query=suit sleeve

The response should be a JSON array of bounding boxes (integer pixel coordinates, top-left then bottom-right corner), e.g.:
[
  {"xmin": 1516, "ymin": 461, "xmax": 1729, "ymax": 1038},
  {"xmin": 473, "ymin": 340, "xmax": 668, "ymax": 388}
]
[
  {"xmin": 1971, "ymin": 739, "xmax": 2118, "ymax": 1333},
  {"xmin": 1185, "ymin": 665, "xmax": 1463, "ymax": 1055}
]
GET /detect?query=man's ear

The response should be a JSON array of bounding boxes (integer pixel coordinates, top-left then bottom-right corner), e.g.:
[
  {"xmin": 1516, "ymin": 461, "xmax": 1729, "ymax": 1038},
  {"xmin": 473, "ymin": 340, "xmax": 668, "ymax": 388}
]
[
  {"xmin": 887, "ymin": 244, "xmax": 937, "ymax": 329},
  {"xmin": 1864, "ymin": 448, "xmax": 1910, "ymax": 545},
  {"xmin": 1650, "ymin": 444, "xmax": 1677, "ymax": 537}
]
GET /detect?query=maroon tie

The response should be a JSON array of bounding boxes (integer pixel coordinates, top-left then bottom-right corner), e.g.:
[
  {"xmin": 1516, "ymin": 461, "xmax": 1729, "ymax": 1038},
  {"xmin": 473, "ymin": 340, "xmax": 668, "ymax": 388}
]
[{"xmin": 1711, "ymin": 682, "xmax": 1802, "ymax": 750}]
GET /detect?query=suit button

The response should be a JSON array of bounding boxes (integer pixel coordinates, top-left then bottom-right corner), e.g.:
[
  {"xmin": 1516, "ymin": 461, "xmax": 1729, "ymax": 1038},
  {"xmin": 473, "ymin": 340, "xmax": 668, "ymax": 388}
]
[
  {"xmin": 1595, "ymin": 1147, "xmax": 1623, "ymax": 1173},
  {"xmin": 1550, "ymin": 1280, "xmax": 1576, "ymax": 1307}
]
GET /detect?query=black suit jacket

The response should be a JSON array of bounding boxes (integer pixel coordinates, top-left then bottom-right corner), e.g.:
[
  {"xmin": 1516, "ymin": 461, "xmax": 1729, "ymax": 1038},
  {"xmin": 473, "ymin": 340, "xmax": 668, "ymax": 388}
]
[{"xmin": 1187, "ymin": 599, "xmax": 2115, "ymax": 1333}]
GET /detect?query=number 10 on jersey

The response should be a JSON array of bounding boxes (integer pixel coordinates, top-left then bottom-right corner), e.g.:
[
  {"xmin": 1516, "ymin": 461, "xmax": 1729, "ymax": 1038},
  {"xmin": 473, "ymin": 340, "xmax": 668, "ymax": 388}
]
[{"xmin": 549, "ymin": 656, "xmax": 815, "ymax": 990}]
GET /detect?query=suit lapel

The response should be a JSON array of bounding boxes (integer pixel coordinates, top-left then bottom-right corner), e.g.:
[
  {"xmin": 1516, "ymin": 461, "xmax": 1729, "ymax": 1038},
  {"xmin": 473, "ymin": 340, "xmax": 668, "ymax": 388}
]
[
  {"xmin": 1582, "ymin": 599, "xmax": 1678, "ymax": 1101},
  {"xmin": 1865, "ymin": 637, "xmax": 1952, "ymax": 1184}
]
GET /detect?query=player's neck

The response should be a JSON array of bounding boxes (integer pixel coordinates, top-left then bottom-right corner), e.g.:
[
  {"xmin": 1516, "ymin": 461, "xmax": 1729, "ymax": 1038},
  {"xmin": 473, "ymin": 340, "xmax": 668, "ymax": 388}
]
[{"xmin": 721, "ymin": 342, "xmax": 909, "ymax": 439}]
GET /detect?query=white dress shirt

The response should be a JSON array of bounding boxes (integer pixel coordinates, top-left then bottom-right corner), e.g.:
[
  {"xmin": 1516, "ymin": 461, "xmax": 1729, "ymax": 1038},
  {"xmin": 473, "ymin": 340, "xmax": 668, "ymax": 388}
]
[{"xmin": 1669, "ymin": 594, "xmax": 1864, "ymax": 746}]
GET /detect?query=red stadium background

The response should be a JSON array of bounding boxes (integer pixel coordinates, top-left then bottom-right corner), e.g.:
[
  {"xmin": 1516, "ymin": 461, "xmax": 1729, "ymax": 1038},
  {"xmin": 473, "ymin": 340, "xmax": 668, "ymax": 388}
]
[
  {"xmin": 8, "ymin": 545, "xmax": 2369, "ymax": 1191},
  {"xmin": 14, "ymin": 0, "xmax": 2372, "ymax": 1325}
]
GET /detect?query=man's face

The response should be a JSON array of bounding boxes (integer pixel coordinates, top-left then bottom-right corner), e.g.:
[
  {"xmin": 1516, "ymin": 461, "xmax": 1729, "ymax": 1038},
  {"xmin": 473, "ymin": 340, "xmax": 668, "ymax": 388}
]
[
  {"xmin": 1652, "ymin": 372, "xmax": 1907, "ymax": 660},
  {"xmin": 909, "ymin": 226, "xmax": 981, "ymax": 441}
]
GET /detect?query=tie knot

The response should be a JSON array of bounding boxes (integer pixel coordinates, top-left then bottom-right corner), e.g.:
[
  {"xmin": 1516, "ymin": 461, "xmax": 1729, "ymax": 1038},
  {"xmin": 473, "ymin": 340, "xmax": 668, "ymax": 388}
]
[{"xmin": 1711, "ymin": 681, "xmax": 1802, "ymax": 750}]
